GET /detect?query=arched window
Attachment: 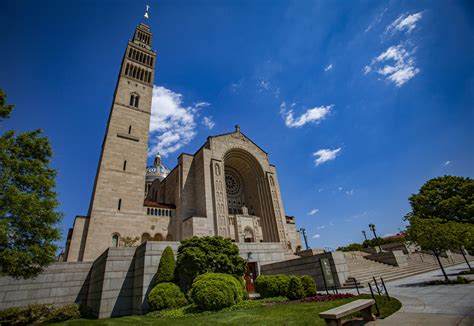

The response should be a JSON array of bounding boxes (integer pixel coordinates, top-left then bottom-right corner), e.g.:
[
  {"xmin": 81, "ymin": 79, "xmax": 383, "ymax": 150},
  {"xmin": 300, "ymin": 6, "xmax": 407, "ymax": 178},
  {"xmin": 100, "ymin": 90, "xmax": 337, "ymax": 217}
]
[
  {"xmin": 141, "ymin": 233, "xmax": 151, "ymax": 243},
  {"xmin": 244, "ymin": 227, "xmax": 254, "ymax": 243},
  {"xmin": 147, "ymin": 208, "xmax": 150, "ymax": 215},
  {"xmin": 111, "ymin": 234, "xmax": 120, "ymax": 247},
  {"xmin": 154, "ymin": 233, "xmax": 163, "ymax": 241},
  {"xmin": 166, "ymin": 234, "xmax": 173, "ymax": 241},
  {"xmin": 125, "ymin": 63, "xmax": 130, "ymax": 75},
  {"xmin": 129, "ymin": 94, "xmax": 139, "ymax": 108},
  {"xmin": 158, "ymin": 209, "xmax": 162, "ymax": 216}
]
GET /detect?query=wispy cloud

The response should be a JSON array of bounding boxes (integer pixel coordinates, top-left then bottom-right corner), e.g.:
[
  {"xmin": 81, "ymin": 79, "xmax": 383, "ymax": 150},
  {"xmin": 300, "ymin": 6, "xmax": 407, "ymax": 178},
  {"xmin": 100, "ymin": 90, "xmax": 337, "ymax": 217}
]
[
  {"xmin": 312, "ymin": 234, "xmax": 321, "ymax": 239},
  {"xmin": 202, "ymin": 116, "xmax": 215, "ymax": 130},
  {"xmin": 316, "ymin": 225, "xmax": 326, "ymax": 230},
  {"xmin": 346, "ymin": 189, "xmax": 355, "ymax": 196},
  {"xmin": 387, "ymin": 12, "xmax": 423, "ymax": 34},
  {"xmin": 365, "ymin": 7, "xmax": 388, "ymax": 33},
  {"xmin": 280, "ymin": 102, "xmax": 332, "ymax": 128},
  {"xmin": 308, "ymin": 208, "xmax": 319, "ymax": 216},
  {"xmin": 368, "ymin": 44, "xmax": 420, "ymax": 87},
  {"xmin": 444, "ymin": 160, "xmax": 451, "ymax": 166},
  {"xmin": 324, "ymin": 64, "xmax": 333, "ymax": 72},
  {"xmin": 258, "ymin": 79, "xmax": 270, "ymax": 92},
  {"xmin": 313, "ymin": 148, "xmax": 341, "ymax": 166},
  {"xmin": 149, "ymin": 86, "xmax": 209, "ymax": 157}
]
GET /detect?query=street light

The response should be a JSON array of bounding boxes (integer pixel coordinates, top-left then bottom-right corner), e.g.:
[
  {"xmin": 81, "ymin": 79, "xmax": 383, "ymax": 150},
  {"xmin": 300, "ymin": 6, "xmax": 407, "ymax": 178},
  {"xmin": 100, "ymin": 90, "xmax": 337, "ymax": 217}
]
[
  {"xmin": 299, "ymin": 228, "xmax": 309, "ymax": 250},
  {"xmin": 362, "ymin": 230, "xmax": 367, "ymax": 241},
  {"xmin": 369, "ymin": 223, "xmax": 382, "ymax": 252}
]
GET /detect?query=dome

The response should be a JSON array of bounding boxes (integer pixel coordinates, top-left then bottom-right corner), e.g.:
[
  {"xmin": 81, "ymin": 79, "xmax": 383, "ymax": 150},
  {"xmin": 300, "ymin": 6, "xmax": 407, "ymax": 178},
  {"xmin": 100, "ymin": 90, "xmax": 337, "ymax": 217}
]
[{"xmin": 146, "ymin": 153, "xmax": 169, "ymax": 181}]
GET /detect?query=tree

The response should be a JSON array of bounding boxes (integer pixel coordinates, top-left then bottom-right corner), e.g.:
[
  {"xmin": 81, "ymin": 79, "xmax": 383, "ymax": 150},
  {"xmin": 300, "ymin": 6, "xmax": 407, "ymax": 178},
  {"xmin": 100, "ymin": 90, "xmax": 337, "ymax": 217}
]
[
  {"xmin": 408, "ymin": 176, "xmax": 474, "ymax": 224},
  {"xmin": 452, "ymin": 222, "xmax": 474, "ymax": 271},
  {"xmin": 155, "ymin": 245, "xmax": 176, "ymax": 284},
  {"xmin": 405, "ymin": 217, "xmax": 459, "ymax": 281},
  {"xmin": 0, "ymin": 89, "xmax": 62, "ymax": 279},
  {"xmin": 176, "ymin": 236, "xmax": 247, "ymax": 290}
]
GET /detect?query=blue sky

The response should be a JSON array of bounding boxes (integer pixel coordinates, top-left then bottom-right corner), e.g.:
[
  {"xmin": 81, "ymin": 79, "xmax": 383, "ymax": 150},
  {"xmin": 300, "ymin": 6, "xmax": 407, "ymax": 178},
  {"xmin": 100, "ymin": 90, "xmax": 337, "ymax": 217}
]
[{"xmin": 1, "ymin": 0, "xmax": 473, "ymax": 250}]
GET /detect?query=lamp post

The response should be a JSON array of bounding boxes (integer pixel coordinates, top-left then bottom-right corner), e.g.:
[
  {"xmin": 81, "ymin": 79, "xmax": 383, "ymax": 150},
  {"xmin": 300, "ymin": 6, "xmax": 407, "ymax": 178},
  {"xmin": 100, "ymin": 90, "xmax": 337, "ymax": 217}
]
[
  {"xmin": 362, "ymin": 230, "xmax": 367, "ymax": 241},
  {"xmin": 369, "ymin": 223, "xmax": 382, "ymax": 252},
  {"xmin": 299, "ymin": 228, "xmax": 309, "ymax": 250}
]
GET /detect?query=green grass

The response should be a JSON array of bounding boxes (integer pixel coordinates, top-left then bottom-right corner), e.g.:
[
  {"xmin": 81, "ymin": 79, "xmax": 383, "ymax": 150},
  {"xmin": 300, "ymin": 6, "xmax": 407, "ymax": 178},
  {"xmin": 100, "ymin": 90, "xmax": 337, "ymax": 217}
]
[{"xmin": 54, "ymin": 295, "xmax": 401, "ymax": 326}]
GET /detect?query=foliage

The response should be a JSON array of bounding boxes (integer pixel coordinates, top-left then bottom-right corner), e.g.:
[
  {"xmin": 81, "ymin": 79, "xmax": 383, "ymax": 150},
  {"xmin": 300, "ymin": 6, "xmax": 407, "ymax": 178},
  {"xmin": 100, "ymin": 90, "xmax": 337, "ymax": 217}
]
[
  {"xmin": 300, "ymin": 275, "xmax": 317, "ymax": 297},
  {"xmin": 407, "ymin": 175, "xmax": 474, "ymax": 224},
  {"xmin": 259, "ymin": 296, "xmax": 289, "ymax": 303},
  {"xmin": 120, "ymin": 236, "xmax": 140, "ymax": 247},
  {"xmin": 44, "ymin": 304, "xmax": 81, "ymax": 323},
  {"xmin": 336, "ymin": 243, "xmax": 364, "ymax": 252},
  {"xmin": 286, "ymin": 276, "xmax": 305, "ymax": 300},
  {"xmin": 255, "ymin": 274, "xmax": 290, "ymax": 298},
  {"xmin": 155, "ymin": 246, "xmax": 176, "ymax": 284},
  {"xmin": 147, "ymin": 282, "xmax": 188, "ymax": 311},
  {"xmin": 459, "ymin": 270, "xmax": 474, "ymax": 275},
  {"xmin": 0, "ymin": 303, "xmax": 81, "ymax": 325},
  {"xmin": 176, "ymin": 236, "xmax": 246, "ymax": 289},
  {"xmin": 0, "ymin": 89, "xmax": 62, "ymax": 279},
  {"xmin": 426, "ymin": 276, "xmax": 471, "ymax": 285},
  {"xmin": 0, "ymin": 89, "xmax": 13, "ymax": 120},
  {"xmin": 189, "ymin": 273, "xmax": 244, "ymax": 311}
]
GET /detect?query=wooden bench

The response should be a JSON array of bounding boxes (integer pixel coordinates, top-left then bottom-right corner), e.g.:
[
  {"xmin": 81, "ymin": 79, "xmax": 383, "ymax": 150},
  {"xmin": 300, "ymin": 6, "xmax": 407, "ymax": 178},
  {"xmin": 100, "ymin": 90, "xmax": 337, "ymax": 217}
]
[{"xmin": 319, "ymin": 299, "xmax": 376, "ymax": 326}]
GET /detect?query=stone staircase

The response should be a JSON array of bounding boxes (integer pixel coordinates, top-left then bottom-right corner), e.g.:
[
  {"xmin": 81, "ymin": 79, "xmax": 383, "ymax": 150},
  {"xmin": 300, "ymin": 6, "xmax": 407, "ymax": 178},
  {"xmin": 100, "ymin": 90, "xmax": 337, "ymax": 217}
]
[{"xmin": 342, "ymin": 251, "xmax": 472, "ymax": 288}]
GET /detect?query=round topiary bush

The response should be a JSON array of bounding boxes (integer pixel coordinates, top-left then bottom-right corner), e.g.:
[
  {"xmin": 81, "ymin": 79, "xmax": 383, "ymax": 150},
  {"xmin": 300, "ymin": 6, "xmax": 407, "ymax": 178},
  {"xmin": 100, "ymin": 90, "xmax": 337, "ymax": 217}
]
[
  {"xmin": 190, "ymin": 273, "xmax": 244, "ymax": 311},
  {"xmin": 300, "ymin": 275, "xmax": 317, "ymax": 297},
  {"xmin": 287, "ymin": 276, "xmax": 305, "ymax": 300},
  {"xmin": 255, "ymin": 274, "xmax": 290, "ymax": 298},
  {"xmin": 147, "ymin": 282, "xmax": 188, "ymax": 311}
]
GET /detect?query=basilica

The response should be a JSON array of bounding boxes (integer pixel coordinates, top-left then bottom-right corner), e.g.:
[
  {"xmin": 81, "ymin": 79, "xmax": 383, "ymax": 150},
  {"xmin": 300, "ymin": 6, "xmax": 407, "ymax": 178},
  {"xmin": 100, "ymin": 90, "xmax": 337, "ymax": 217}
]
[{"xmin": 64, "ymin": 21, "xmax": 301, "ymax": 263}]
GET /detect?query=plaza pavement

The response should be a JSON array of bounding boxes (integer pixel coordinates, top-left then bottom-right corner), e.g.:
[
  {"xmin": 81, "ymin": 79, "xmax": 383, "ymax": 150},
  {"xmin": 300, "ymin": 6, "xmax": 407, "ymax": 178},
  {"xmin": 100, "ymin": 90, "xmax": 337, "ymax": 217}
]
[{"xmin": 348, "ymin": 262, "xmax": 474, "ymax": 325}]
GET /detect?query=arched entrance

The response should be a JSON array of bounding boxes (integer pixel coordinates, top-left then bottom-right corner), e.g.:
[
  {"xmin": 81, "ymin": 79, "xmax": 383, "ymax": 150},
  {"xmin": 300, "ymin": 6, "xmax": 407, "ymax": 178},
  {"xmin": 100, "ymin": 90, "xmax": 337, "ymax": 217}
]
[{"xmin": 223, "ymin": 149, "xmax": 279, "ymax": 242}]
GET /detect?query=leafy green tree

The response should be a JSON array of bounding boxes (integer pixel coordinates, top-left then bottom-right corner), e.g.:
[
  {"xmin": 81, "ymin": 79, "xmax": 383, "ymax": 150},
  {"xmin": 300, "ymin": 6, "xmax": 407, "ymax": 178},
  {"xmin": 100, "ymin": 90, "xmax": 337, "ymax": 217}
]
[
  {"xmin": 408, "ymin": 175, "xmax": 474, "ymax": 223},
  {"xmin": 452, "ymin": 222, "xmax": 474, "ymax": 271},
  {"xmin": 406, "ymin": 217, "xmax": 459, "ymax": 281},
  {"xmin": 336, "ymin": 243, "xmax": 363, "ymax": 252},
  {"xmin": 0, "ymin": 89, "xmax": 62, "ymax": 279},
  {"xmin": 176, "ymin": 236, "xmax": 246, "ymax": 290},
  {"xmin": 155, "ymin": 246, "xmax": 176, "ymax": 284}
]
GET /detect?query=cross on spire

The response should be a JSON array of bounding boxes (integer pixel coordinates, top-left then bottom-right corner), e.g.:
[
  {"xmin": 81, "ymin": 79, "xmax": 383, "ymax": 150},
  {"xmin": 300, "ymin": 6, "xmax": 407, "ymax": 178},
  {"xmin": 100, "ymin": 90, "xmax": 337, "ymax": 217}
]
[{"xmin": 144, "ymin": 5, "xmax": 150, "ymax": 20}]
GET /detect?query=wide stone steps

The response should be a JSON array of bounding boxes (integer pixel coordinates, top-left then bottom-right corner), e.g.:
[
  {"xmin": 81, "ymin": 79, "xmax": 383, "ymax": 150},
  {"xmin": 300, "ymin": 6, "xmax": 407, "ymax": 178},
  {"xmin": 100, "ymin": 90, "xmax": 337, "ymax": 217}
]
[{"xmin": 342, "ymin": 252, "xmax": 473, "ymax": 288}]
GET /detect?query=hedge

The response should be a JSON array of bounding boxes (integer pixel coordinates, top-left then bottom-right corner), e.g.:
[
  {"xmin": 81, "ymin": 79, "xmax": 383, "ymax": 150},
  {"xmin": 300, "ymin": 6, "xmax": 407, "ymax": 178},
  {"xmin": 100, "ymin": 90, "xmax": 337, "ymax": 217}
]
[
  {"xmin": 300, "ymin": 275, "xmax": 317, "ymax": 297},
  {"xmin": 254, "ymin": 274, "xmax": 290, "ymax": 298},
  {"xmin": 147, "ymin": 282, "xmax": 188, "ymax": 311},
  {"xmin": 190, "ymin": 273, "xmax": 244, "ymax": 311},
  {"xmin": 155, "ymin": 246, "xmax": 176, "ymax": 284}
]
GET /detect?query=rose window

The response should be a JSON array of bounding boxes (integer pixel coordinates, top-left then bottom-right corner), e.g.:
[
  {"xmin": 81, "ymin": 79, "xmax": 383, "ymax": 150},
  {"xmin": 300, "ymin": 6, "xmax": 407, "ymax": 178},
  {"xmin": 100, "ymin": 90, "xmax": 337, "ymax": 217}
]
[{"xmin": 225, "ymin": 171, "xmax": 241, "ymax": 196}]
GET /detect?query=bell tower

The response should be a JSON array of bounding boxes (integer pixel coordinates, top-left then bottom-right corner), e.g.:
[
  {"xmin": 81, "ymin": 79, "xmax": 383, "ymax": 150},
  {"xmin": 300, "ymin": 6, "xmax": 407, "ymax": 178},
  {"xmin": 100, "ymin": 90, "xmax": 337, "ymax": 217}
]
[{"xmin": 68, "ymin": 14, "xmax": 157, "ymax": 261}]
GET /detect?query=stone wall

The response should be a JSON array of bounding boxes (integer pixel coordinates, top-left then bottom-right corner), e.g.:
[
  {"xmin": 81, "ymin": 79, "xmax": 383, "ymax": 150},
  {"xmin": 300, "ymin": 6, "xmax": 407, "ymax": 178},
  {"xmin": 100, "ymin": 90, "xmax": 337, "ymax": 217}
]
[
  {"xmin": 260, "ymin": 251, "xmax": 349, "ymax": 289},
  {"xmin": 365, "ymin": 250, "xmax": 408, "ymax": 267},
  {"xmin": 0, "ymin": 262, "xmax": 92, "ymax": 310}
]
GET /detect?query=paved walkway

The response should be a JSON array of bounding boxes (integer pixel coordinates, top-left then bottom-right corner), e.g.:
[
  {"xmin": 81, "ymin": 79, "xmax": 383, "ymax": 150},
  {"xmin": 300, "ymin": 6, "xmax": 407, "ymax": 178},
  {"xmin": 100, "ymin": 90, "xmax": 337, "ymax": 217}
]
[{"xmin": 351, "ymin": 262, "xmax": 474, "ymax": 325}]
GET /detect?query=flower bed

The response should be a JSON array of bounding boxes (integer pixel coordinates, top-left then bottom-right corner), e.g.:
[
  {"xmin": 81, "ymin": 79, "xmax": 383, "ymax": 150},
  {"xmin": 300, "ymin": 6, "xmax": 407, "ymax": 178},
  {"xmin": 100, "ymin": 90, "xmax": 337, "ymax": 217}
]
[{"xmin": 302, "ymin": 293, "xmax": 354, "ymax": 302}]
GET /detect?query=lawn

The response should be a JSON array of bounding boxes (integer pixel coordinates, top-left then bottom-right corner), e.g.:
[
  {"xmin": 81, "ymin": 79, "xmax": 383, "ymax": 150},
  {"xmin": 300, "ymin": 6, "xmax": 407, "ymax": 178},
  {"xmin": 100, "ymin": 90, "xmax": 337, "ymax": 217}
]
[{"xmin": 55, "ymin": 295, "xmax": 400, "ymax": 326}]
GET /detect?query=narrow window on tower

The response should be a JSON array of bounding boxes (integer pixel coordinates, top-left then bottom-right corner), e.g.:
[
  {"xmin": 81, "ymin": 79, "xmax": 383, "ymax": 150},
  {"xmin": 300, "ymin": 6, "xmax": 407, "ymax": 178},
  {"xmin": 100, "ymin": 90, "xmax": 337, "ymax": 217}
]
[
  {"xmin": 129, "ymin": 94, "xmax": 134, "ymax": 106},
  {"xmin": 125, "ymin": 63, "xmax": 130, "ymax": 76},
  {"xmin": 118, "ymin": 199, "xmax": 122, "ymax": 211},
  {"xmin": 128, "ymin": 125, "xmax": 132, "ymax": 134},
  {"xmin": 135, "ymin": 95, "xmax": 139, "ymax": 108},
  {"xmin": 150, "ymin": 57, "xmax": 154, "ymax": 67},
  {"xmin": 123, "ymin": 160, "xmax": 127, "ymax": 171}
]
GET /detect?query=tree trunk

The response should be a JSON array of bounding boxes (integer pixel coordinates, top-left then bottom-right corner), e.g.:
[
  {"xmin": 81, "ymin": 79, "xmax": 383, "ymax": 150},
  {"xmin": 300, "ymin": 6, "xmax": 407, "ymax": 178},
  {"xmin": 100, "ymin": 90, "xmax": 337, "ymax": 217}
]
[
  {"xmin": 434, "ymin": 251, "xmax": 449, "ymax": 281},
  {"xmin": 460, "ymin": 247, "xmax": 473, "ymax": 271}
]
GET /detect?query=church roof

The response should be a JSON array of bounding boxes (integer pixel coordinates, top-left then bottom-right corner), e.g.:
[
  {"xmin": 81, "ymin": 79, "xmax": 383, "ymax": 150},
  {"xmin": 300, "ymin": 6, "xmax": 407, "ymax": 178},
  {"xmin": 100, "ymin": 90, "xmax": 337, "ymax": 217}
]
[{"xmin": 208, "ymin": 125, "xmax": 268, "ymax": 155}]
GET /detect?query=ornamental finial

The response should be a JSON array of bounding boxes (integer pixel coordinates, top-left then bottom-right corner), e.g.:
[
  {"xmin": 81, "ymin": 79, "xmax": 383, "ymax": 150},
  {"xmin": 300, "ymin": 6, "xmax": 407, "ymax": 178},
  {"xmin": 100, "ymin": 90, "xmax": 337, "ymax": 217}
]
[{"xmin": 144, "ymin": 5, "xmax": 150, "ymax": 19}]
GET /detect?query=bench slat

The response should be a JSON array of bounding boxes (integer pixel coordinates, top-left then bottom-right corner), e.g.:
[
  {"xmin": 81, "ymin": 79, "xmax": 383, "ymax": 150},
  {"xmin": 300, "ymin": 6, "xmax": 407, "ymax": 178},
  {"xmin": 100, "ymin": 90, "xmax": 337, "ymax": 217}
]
[{"xmin": 319, "ymin": 299, "xmax": 375, "ymax": 319}]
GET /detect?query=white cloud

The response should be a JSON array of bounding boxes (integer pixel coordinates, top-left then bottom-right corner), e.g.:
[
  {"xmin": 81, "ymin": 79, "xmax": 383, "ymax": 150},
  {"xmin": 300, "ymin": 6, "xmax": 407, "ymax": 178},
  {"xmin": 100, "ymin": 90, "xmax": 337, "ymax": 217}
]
[
  {"xmin": 387, "ymin": 12, "xmax": 423, "ymax": 34},
  {"xmin": 318, "ymin": 188, "xmax": 324, "ymax": 193},
  {"xmin": 444, "ymin": 160, "xmax": 451, "ymax": 166},
  {"xmin": 308, "ymin": 209, "xmax": 319, "ymax": 216},
  {"xmin": 312, "ymin": 234, "xmax": 321, "ymax": 239},
  {"xmin": 316, "ymin": 225, "xmax": 326, "ymax": 230},
  {"xmin": 346, "ymin": 189, "xmax": 355, "ymax": 196},
  {"xmin": 313, "ymin": 148, "xmax": 342, "ymax": 166},
  {"xmin": 258, "ymin": 80, "xmax": 270, "ymax": 91},
  {"xmin": 202, "ymin": 116, "xmax": 215, "ymax": 130},
  {"xmin": 338, "ymin": 186, "xmax": 343, "ymax": 191},
  {"xmin": 324, "ymin": 64, "xmax": 333, "ymax": 72},
  {"xmin": 365, "ymin": 7, "xmax": 388, "ymax": 33},
  {"xmin": 280, "ymin": 102, "xmax": 332, "ymax": 128},
  {"xmin": 367, "ymin": 44, "xmax": 420, "ymax": 87},
  {"xmin": 149, "ymin": 86, "xmax": 209, "ymax": 157}
]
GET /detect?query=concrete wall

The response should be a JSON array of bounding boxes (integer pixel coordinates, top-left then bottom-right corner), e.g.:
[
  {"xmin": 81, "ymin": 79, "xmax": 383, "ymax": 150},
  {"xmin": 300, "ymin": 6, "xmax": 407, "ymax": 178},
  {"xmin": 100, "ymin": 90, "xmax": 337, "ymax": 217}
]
[
  {"xmin": 365, "ymin": 250, "xmax": 408, "ymax": 267},
  {"xmin": 260, "ymin": 251, "xmax": 349, "ymax": 289},
  {"xmin": 0, "ymin": 262, "xmax": 92, "ymax": 310}
]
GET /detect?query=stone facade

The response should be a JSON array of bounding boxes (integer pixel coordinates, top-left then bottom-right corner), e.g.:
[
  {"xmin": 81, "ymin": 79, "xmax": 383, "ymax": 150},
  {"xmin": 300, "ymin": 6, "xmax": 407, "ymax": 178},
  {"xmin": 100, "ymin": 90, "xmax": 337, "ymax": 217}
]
[{"xmin": 65, "ymin": 21, "xmax": 302, "ymax": 264}]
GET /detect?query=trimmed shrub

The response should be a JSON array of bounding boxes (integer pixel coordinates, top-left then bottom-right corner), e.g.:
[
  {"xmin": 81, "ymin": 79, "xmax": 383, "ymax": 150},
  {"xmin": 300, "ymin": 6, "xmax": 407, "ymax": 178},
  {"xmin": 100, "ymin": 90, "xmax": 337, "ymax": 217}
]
[
  {"xmin": 287, "ymin": 276, "xmax": 305, "ymax": 300},
  {"xmin": 255, "ymin": 274, "xmax": 290, "ymax": 298},
  {"xmin": 147, "ymin": 282, "xmax": 188, "ymax": 311},
  {"xmin": 44, "ymin": 304, "xmax": 81, "ymax": 323},
  {"xmin": 190, "ymin": 272, "xmax": 244, "ymax": 311},
  {"xmin": 155, "ymin": 246, "xmax": 176, "ymax": 284},
  {"xmin": 300, "ymin": 275, "xmax": 317, "ymax": 297}
]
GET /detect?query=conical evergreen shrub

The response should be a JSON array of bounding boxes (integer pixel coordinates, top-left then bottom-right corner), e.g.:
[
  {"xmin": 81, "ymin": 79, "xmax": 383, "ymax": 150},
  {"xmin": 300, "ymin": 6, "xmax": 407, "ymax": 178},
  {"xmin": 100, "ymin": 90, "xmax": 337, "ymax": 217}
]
[{"xmin": 155, "ymin": 246, "xmax": 176, "ymax": 284}]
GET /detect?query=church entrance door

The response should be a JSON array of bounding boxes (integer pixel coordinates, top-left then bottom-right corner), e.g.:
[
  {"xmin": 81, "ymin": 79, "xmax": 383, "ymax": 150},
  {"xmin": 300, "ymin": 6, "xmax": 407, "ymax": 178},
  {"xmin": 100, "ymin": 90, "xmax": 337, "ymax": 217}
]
[{"xmin": 244, "ymin": 262, "xmax": 258, "ymax": 293}]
